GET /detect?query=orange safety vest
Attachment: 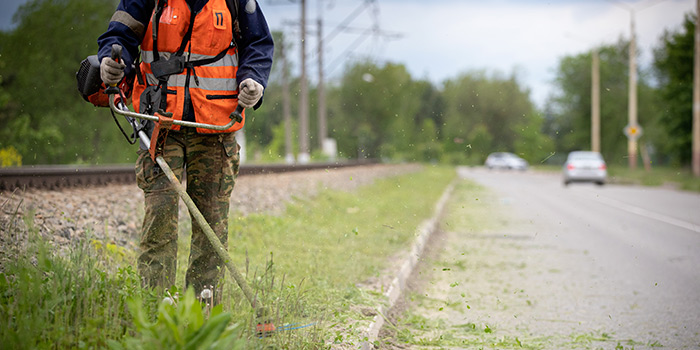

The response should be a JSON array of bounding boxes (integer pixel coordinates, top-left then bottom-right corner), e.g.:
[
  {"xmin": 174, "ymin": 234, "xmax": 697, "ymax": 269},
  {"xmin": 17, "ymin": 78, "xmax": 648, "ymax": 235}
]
[{"xmin": 133, "ymin": 0, "xmax": 243, "ymax": 133}]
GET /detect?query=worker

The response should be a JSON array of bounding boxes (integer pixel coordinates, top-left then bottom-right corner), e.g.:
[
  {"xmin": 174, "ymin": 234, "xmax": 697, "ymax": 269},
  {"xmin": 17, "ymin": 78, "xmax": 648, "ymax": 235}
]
[{"xmin": 97, "ymin": 0, "xmax": 273, "ymax": 293}]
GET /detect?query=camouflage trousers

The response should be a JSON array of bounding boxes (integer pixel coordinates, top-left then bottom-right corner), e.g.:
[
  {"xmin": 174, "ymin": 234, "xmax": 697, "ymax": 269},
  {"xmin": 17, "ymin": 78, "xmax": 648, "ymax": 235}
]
[{"xmin": 135, "ymin": 127, "xmax": 240, "ymax": 292}]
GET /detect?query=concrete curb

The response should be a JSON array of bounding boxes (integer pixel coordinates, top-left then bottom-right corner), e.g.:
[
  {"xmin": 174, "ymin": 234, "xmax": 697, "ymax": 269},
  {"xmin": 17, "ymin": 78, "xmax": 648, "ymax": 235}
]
[{"xmin": 361, "ymin": 181, "xmax": 455, "ymax": 350}]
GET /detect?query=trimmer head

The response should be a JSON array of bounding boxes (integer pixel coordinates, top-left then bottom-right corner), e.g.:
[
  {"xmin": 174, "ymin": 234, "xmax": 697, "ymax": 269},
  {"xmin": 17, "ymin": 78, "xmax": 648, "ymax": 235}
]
[{"xmin": 256, "ymin": 322, "xmax": 276, "ymax": 337}]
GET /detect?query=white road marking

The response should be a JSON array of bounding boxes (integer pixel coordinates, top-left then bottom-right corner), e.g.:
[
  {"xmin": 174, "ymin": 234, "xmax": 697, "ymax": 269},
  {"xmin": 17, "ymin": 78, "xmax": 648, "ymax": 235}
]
[{"xmin": 591, "ymin": 195, "xmax": 700, "ymax": 234}]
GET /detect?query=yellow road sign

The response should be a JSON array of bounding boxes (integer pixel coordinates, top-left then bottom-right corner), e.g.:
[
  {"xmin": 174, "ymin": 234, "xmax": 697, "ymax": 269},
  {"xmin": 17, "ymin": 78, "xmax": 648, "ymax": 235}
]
[{"xmin": 624, "ymin": 124, "xmax": 643, "ymax": 140}]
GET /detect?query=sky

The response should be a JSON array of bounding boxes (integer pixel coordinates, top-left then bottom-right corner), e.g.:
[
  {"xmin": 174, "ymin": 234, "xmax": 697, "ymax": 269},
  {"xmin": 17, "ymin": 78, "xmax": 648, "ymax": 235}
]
[{"xmin": 1, "ymin": 0, "xmax": 695, "ymax": 108}]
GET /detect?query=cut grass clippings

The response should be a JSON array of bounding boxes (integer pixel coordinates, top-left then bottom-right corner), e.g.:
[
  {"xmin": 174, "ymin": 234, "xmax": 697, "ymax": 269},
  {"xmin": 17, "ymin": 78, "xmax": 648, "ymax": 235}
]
[
  {"xmin": 0, "ymin": 164, "xmax": 456, "ymax": 349},
  {"xmin": 382, "ymin": 173, "xmax": 667, "ymax": 350}
]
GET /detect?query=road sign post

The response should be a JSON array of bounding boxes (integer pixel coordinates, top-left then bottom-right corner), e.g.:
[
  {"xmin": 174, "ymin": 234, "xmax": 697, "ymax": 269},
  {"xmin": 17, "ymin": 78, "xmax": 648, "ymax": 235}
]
[{"xmin": 624, "ymin": 124, "xmax": 643, "ymax": 170}]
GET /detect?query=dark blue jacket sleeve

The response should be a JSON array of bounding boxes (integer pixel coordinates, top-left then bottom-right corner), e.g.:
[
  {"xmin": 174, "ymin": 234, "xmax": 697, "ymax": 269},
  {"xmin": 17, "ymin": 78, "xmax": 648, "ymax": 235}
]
[
  {"xmin": 97, "ymin": 0, "xmax": 273, "ymax": 108},
  {"xmin": 235, "ymin": 0, "xmax": 274, "ymax": 109},
  {"xmin": 97, "ymin": 0, "xmax": 153, "ymax": 74}
]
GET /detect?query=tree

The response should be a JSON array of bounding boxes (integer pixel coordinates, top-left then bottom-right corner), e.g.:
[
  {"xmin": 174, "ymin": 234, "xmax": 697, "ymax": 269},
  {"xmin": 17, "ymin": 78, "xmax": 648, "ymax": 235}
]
[
  {"xmin": 330, "ymin": 61, "xmax": 424, "ymax": 159},
  {"xmin": 653, "ymin": 12, "xmax": 696, "ymax": 167},
  {"xmin": 243, "ymin": 31, "xmax": 289, "ymax": 160},
  {"xmin": 0, "ymin": 0, "xmax": 130, "ymax": 165},
  {"xmin": 441, "ymin": 70, "xmax": 551, "ymax": 164},
  {"xmin": 546, "ymin": 39, "xmax": 660, "ymax": 166}
]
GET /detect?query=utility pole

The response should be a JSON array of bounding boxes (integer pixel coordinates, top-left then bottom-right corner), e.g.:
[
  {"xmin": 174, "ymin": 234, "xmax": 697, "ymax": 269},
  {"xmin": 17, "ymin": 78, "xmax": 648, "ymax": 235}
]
[
  {"xmin": 609, "ymin": 0, "xmax": 668, "ymax": 169},
  {"xmin": 693, "ymin": 0, "xmax": 700, "ymax": 176},
  {"xmin": 280, "ymin": 36, "xmax": 294, "ymax": 164},
  {"xmin": 592, "ymin": 49, "xmax": 601, "ymax": 153},
  {"xmin": 627, "ymin": 13, "xmax": 639, "ymax": 170},
  {"xmin": 298, "ymin": 0, "xmax": 310, "ymax": 164},
  {"xmin": 317, "ymin": 13, "xmax": 327, "ymax": 152}
]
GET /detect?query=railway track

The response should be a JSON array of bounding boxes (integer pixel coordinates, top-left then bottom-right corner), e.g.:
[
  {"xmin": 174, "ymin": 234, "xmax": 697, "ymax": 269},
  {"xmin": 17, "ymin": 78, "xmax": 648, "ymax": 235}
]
[{"xmin": 0, "ymin": 160, "xmax": 377, "ymax": 191}]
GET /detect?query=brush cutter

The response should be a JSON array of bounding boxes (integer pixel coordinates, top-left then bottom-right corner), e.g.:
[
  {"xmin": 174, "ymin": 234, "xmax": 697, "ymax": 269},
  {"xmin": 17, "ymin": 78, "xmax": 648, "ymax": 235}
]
[{"xmin": 96, "ymin": 45, "xmax": 268, "ymax": 323}]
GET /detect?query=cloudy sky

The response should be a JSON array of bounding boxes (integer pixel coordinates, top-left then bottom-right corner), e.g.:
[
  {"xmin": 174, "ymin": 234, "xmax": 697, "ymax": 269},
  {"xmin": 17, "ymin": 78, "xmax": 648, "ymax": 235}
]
[
  {"xmin": 260, "ymin": 0, "xmax": 695, "ymax": 107},
  {"xmin": 1, "ymin": 0, "xmax": 695, "ymax": 107}
]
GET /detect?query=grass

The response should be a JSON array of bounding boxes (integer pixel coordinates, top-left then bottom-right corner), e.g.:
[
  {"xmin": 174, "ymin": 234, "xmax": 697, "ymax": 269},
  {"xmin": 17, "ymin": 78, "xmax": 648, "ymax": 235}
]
[
  {"xmin": 532, "ymin": 164, "xmax": 700, "ymax": 192},
  {"xmin": 0, "ymin": 217, "xmax": 152, "ymax": 349},
  {"xmin": 222, "ymin": 164, "xmax": 456, "ymax": 347},
  {"xmin": 0, "ymin": 164, "xmax": 456, "ymax": 349},
  {"xmin": 607, "ymin": 165, "xmax": 700, "ymax": 191}
]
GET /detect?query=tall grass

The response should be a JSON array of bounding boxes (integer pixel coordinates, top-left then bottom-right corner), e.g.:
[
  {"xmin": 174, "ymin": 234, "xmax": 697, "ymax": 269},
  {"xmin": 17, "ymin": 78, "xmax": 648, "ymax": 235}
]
[
  {"xmin": 0, "ymin": 165, "xmax": 456, "ymax": 348},
  {"xmin": 0, "ymin": 216, "xmax": 154, "ymax": 349}
]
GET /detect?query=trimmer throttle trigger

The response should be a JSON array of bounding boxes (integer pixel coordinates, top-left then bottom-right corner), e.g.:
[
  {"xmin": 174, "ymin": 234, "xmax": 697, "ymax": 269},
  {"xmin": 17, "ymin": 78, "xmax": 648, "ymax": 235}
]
[
  {"xmin": 110, "ymin": 44, "xmax": 122, "ymax": 63},
  {"xmin": 104, "ymin": 44, "xmax": 123, "ymax": 95},
  {"xmin": 229, "ymin": 104, "xmax": 244, "ymax": 123}
]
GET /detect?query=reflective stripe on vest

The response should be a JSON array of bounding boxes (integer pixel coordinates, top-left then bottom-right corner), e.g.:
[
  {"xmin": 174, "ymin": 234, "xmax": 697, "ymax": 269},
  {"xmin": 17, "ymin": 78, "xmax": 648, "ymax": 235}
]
[{"xmin": 133, "ymin": 0, "xmax": 243, "ymax": 133}]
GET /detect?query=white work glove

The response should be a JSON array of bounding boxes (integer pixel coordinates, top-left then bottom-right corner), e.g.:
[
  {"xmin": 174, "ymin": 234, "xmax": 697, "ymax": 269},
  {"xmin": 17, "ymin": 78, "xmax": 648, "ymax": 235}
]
[
  {"xmin": 100, "ymin": 56, "xmax": 126, "ymax": 86},
  {"xmin": 238, "ymin": 78, "xmax": 263, "ymax": 108}
]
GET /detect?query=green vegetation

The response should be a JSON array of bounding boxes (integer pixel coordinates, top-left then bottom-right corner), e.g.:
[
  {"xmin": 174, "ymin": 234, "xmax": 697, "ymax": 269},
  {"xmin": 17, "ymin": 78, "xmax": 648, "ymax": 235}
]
[
  {"xmin": 228, "ymin": 166, "xmax": 454, "ymax": 288},
  {"xmin": 654, "ymin": 13, "xmax": 697, "ymax": 167},
  {"xmin": 0, "ymin": 217, "xmax": 150, "ymax": 349},
  {"xmin": 1, "ymin": 0, "xmax": 698, "ymax": 174},
  {"xmin": 0, "ymin": 165, "xmax": 455, "ymax": 348},
  {"xmin": 607, "ymin": 166, "xmax": 700, "ymax": 192},
  {"xmin": 544, "ymin": 13, "xmax": 696, "ymax": 170},
  {"xmin": 528, "ymin": 163, "xmax": 700, "ymax": 193},
  {"xmin": 108, "ymin": 288, "xmax": 247, "ymax": 350},
  {"xmin": 0, "ymin": 0, "xmax": 132, "ymax": 165}
]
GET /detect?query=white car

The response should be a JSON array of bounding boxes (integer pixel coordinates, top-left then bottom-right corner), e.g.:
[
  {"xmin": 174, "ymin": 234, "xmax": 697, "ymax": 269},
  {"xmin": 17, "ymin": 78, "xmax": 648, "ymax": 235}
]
[
  {"xmin": 563, "ymin": 151, "xmax": 607, "ymax": 186},
  {"xmin": 484, "ymin": 152, "xmax": 528, "ymax": 171}
]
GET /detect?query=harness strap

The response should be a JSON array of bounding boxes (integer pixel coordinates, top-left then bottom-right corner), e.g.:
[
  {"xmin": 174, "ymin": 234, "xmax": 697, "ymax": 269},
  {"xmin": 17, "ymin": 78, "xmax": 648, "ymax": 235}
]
[
  {"xmin": 148, "ymin": 0, "xmax": 237, "ymax": 117},
  {"xmin": 152, "ymin": 0, "xmax": 166, "ymax": 62},
  {"xmin": 175, "ymin": 9, "xmax": 198, "ymax": 57},
  {"xmin": 187, "ymin": 41, "xmax": 234, "ymax": 68}
]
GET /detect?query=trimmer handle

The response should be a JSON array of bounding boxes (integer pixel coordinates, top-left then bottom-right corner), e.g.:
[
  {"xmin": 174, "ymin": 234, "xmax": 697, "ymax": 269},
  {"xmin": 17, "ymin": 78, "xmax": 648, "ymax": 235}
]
[
  {"xmin": 104, "ymin": 44, "xmax": 123, "ymax": 94},
  {"xmin": 230, "ymin": 104, "xmax": 244, "ymax": 123}
]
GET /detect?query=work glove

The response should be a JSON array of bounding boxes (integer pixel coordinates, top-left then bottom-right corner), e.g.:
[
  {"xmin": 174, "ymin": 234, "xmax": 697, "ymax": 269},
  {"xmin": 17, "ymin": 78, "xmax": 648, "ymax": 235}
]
[
  {"xmin": 100, "ymin": 56, "xmax": 126, "ymax": 86},
  {"xmin": 238, "ymin": 78, "xmax": 263, "ymax": 108}
]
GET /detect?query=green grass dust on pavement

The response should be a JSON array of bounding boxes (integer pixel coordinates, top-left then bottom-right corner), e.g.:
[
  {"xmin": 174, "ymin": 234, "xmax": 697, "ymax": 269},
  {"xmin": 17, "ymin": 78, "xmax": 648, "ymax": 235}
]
[{"xmin": 379, "ymin": 176, "xmax": 667, "ymax": 350}]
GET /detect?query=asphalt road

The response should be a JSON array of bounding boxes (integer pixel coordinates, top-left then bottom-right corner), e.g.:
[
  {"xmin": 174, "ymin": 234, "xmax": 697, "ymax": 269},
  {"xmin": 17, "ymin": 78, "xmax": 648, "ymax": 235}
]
[{"xmin": 390, "ymin": 167, "xmax": 700, "ymax": 349}]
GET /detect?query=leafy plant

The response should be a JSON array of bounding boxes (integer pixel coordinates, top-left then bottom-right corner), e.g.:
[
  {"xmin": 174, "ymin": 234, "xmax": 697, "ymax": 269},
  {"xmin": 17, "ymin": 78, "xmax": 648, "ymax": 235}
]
[{"xmin": 108, "ymin": 288, "xmax": 245, "ymax": 350}]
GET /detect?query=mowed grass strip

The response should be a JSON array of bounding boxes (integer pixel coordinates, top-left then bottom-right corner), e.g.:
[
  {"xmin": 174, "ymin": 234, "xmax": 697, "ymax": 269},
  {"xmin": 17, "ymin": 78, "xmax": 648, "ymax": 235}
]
[
  {"xmin": 219, "ymin": 165, "xmax": 456, "ymax": 346},
  {"xmin": 228, "ymin": 165, "xmax": 455, "ymax": 290}
]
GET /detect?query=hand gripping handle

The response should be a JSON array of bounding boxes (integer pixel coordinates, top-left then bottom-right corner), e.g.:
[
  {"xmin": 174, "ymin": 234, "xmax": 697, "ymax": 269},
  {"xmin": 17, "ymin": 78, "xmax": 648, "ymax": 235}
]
[{"xmin": 104, "ymin": 44, "xmax": 123, "ymax": 94}]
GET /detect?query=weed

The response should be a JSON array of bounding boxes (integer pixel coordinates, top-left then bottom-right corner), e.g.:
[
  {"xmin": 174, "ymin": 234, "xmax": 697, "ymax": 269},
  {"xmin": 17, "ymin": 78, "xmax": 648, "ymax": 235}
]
[{"xmin": 0, "ymin": 229, "xmax": 151, "ymax": 349}]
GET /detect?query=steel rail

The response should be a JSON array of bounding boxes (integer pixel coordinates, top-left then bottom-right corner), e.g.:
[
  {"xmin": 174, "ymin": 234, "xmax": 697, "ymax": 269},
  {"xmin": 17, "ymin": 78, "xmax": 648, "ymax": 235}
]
[{"xmin": 0, "ymin": 160, "xmax": 377, "ymax": 192}]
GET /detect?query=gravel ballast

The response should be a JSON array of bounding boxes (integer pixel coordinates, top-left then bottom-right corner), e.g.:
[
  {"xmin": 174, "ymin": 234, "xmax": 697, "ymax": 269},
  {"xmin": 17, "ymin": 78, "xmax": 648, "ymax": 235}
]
[{"xmin": 0, "ymin": 163, "xmax": 420, "ymax": 267}]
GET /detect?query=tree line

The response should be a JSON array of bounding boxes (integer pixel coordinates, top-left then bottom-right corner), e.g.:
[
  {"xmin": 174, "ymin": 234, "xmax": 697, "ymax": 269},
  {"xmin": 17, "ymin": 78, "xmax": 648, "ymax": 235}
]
[
  {"xmin": 0, "ymin": 0, "xmax": 695, "ymax": 169},
  {"xmin": 545, "ymin": 12, "xmax": 697, "ymax": 168}
]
